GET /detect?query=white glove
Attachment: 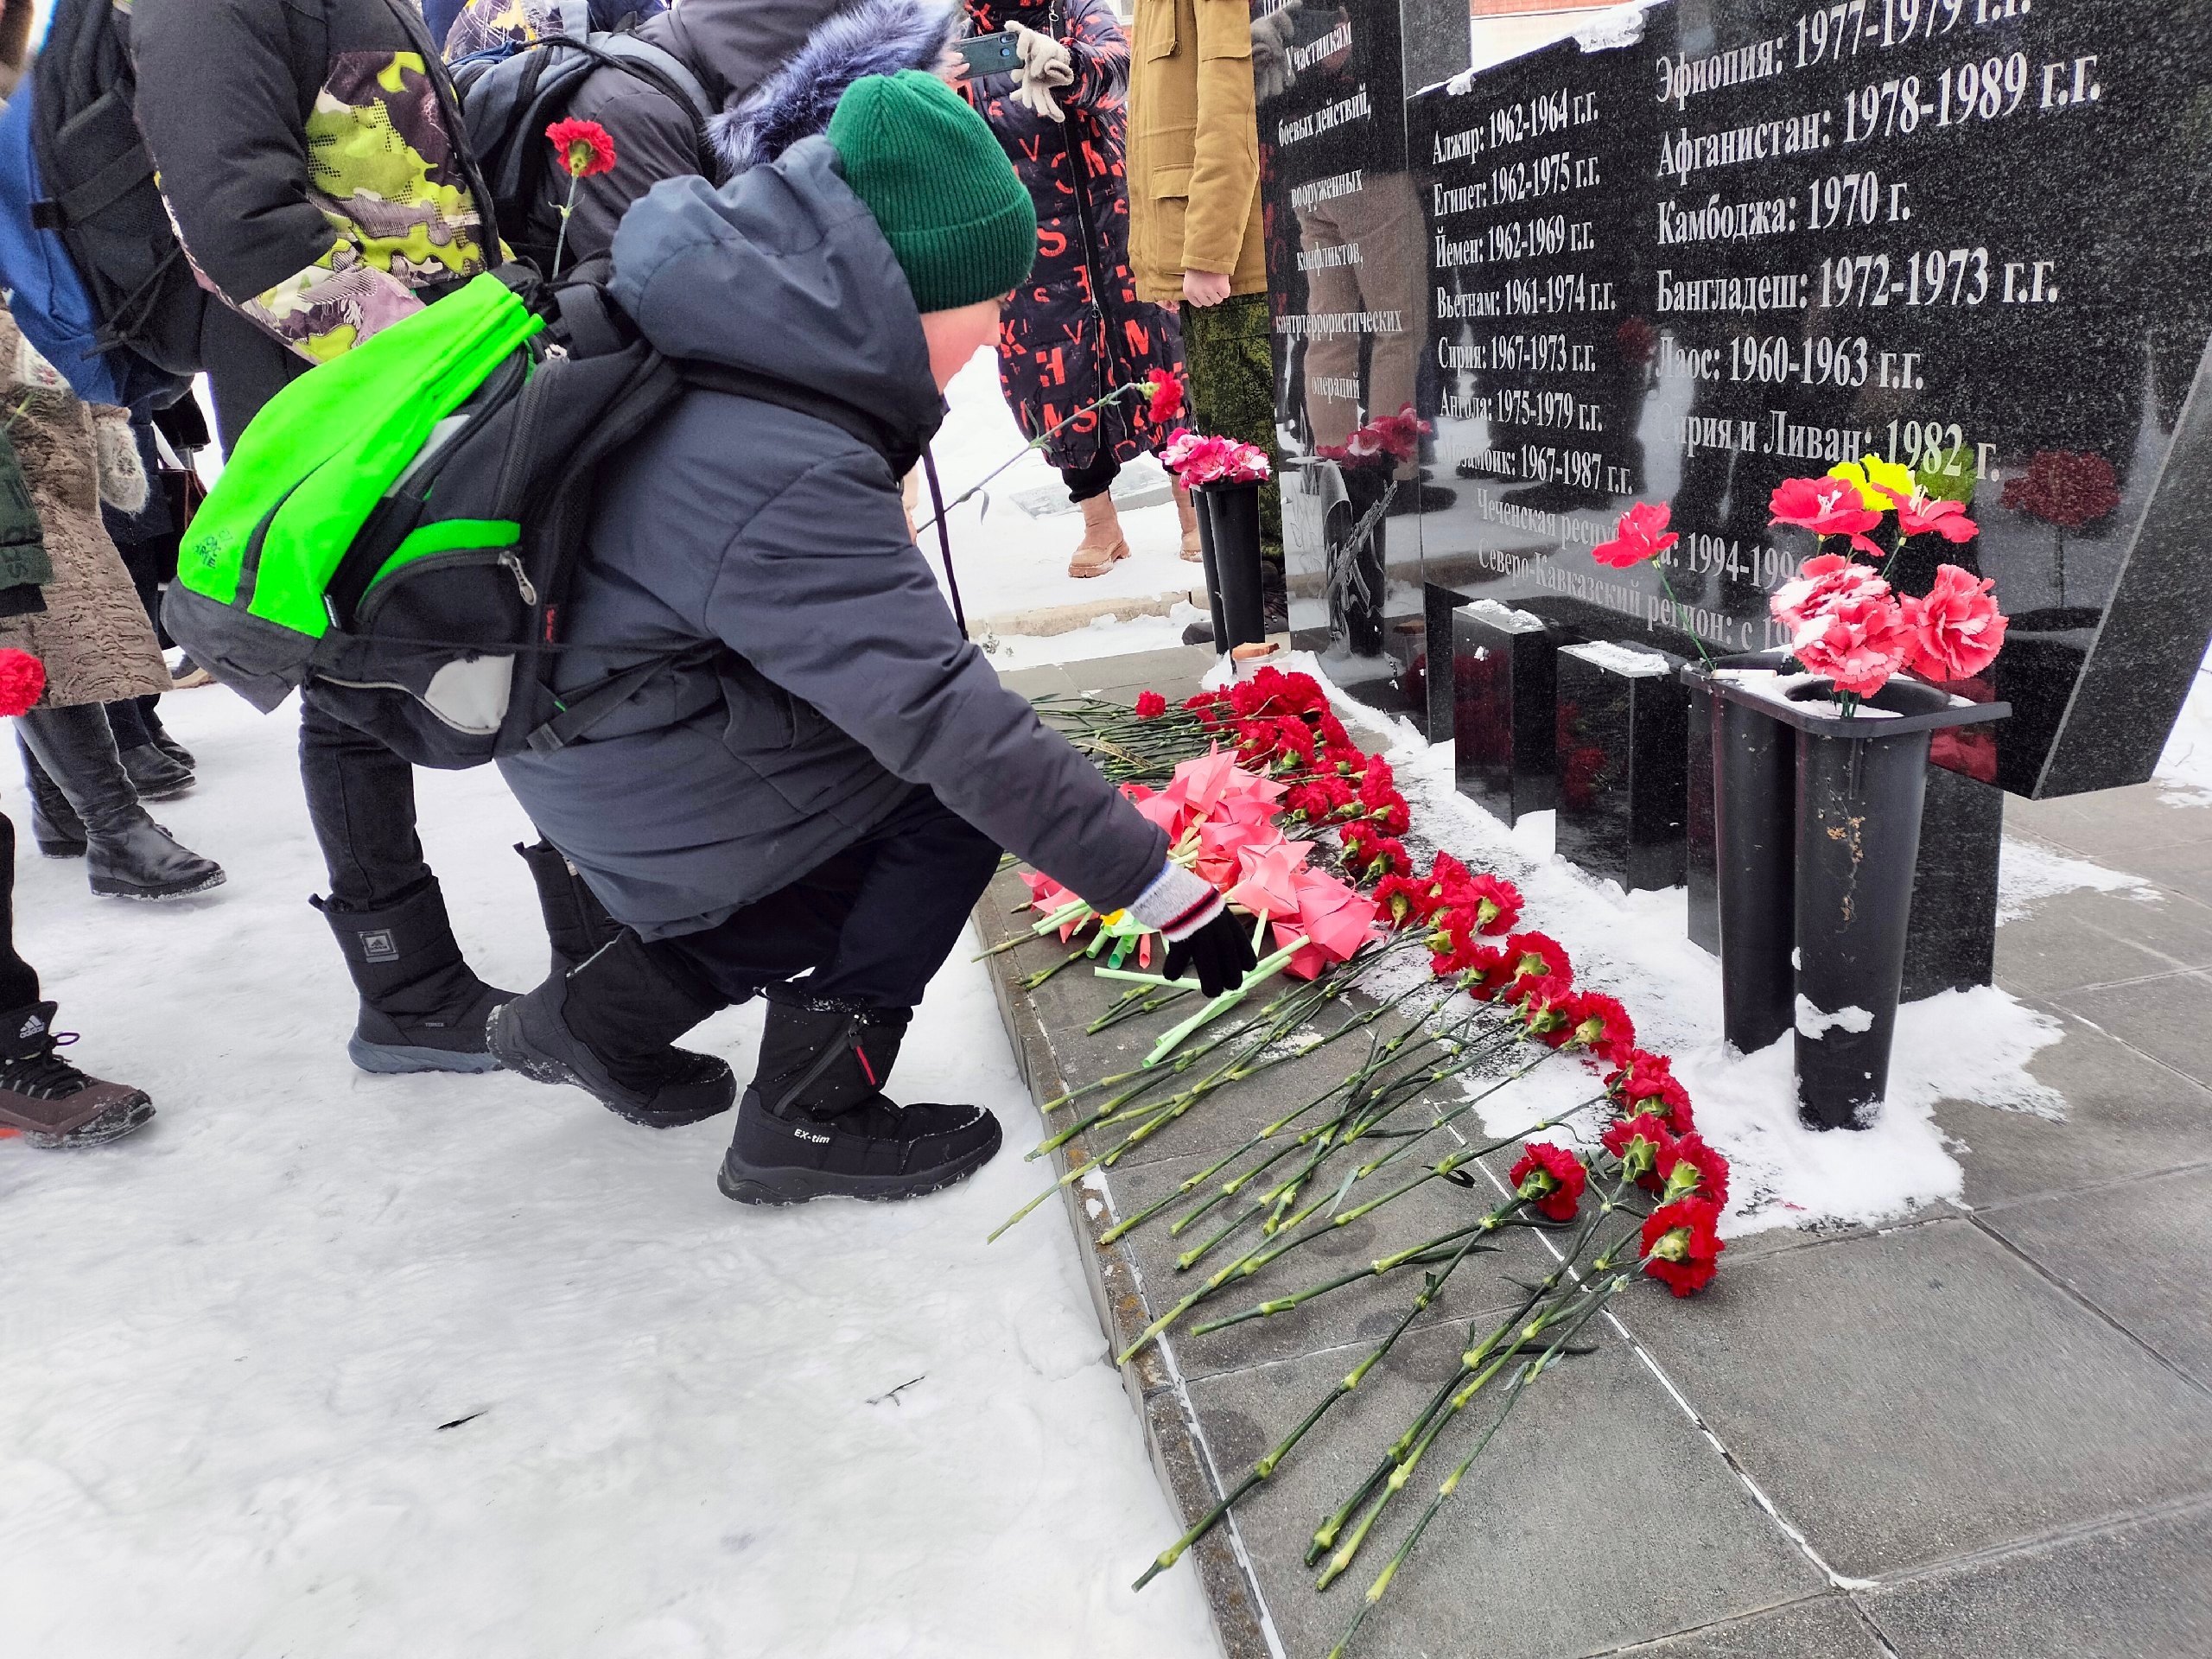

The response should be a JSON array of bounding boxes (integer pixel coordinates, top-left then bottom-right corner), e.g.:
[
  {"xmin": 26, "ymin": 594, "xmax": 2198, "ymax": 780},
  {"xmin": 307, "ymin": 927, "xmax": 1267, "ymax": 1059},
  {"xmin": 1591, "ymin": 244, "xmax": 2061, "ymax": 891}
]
[
  {"xmin": 1251, "ymin": 1, "xmax": 1301, "ymax": 101},
  {"xmin": 1007, "ymin": 21, "xmax": 1073, "ymax": 124},
  {"xmin": 92, "ymin": 410, "xmax": 149, "ymax": 515}
]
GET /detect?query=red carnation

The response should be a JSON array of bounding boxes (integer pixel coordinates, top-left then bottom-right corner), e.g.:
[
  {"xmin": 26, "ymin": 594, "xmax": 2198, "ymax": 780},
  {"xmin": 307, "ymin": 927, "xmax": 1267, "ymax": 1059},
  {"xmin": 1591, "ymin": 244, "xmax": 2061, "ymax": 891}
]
[
  {"xmin": 1606, "ymin": 1050, "xmax": 1694, "ymax": 1134},
  {"xmin": 1642, "ymin": 1198, "xmax": 1725, "ymax": 1296},
  {"xmin": 1502, "ymin": 931, "xmax": 1572, "ymax": 986},
  {"xmin": 0, "ymin": 649, "xmax": 45, "ymax": 717},
  {"xmin": 1656, "ymin": 1131, "xmax": 1730, "ymax": 1207},
  {"xmin": 1565, "ymin": 992, "xmax": 1637, "ymax": 1067},
  {"xmin": 1133, "ymin": 690, "xmax": 1167, "ymax": 718},
  {"xmin": 1509, "ymin": 1141, "xmax": 1587, "ymax": 1222},
  {"xmin": 1373, "ymin": 871, "xmax": 1442, "ymax": 927},
  {"xmin": 1144, "ymin": 367, "xmax": 1185, "ymax": 425},
  {"xmin": 1769, "ymin": 475, "xmax": 1885, "ymax": 553},
  {"xmin": 1454, "ymin": 872, "xmax": 1522, "ymax": 935},
  {"xmin": 1453, "ymin": 940, "xmax": 1514, "ymax": 995},
  {"xmin": 1601, "ymin": 1111, "xmax": 1676, "ymax": 1191},
  {"xmin": 1519, "ymin": 979, "xmax": 1586, "ymax": 1044},
  {"xmin": 546, "ymin": 117, "xmax": 617, "ymax": 179},
  {"xmin": 1591, "ymin": 499, "xmax": 1678, "ymax": 570}
]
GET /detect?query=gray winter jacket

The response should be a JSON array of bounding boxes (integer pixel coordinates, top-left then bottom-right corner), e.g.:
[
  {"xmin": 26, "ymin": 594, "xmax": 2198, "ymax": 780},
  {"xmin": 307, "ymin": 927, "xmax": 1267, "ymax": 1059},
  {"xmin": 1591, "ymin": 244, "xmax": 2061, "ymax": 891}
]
[{"xmin": 495, "ymin": 140, "xmax": 1169, "ymax": 940}]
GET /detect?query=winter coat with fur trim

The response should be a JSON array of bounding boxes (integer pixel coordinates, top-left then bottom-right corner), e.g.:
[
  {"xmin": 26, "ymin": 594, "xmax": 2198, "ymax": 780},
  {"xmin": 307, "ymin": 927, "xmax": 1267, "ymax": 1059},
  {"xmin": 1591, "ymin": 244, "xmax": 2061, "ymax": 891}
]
[
  {"xmin": 496, "ymin": 0, "xmax": 945, "ymax": 269},
  {"xmin": 954, "ymin": 0, "xmax": 1181, "ymax": 474},
  {"xmin": 493, "ymin": 142, "xmax": 1167, "ymax": 939}
]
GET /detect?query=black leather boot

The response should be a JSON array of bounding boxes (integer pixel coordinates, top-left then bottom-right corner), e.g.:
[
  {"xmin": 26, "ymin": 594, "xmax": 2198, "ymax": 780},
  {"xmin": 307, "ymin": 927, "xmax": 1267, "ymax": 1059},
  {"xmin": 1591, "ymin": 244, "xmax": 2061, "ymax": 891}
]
[
  {"xmin": 17, "ymin": 738, "xmax": 86, "ymax": 858},
  {"xmin": 515, "ymin": 840, "xmax": 622, "ymax": 977},
  {"xmin": 140, "ymin": 700, "xmax": 195, "ymax": 770},
  {"xmin": 315, "ymin": 878, "xmax": 514, "ymax": 1074},
  {"xmin": 487, "ymin": 931, "xmax": 736, "ymax": 1127},
  {"xmin": 16, "ymin": 704, "xmax": 225, "ymax": 899},
  {"xmin": 719, "ymin": 995, "xmax": 1001, "ymax": 1205},
  {"xmin": 106, "ymin": 698, "xmax": 194, "ymax": 799}
]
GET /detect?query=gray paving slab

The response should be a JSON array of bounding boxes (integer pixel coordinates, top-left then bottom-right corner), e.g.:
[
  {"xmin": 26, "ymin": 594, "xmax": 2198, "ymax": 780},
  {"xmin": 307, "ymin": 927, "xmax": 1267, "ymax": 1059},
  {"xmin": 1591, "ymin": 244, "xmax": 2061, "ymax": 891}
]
[
  {"xmin": 1626, "ymin": 1218, "xmax": 2212, "ymax": 1580},
  {"xmin": 992, "ymin": 661, "xmax": 1077, "ymax": 700},
  {"xmin": 2005, "ymin": 784, "xmax": 2212, "ymax": 861},
  {"xmin": 1602, "ymin": 1595, "xmax": 1890, "ymax": 1658},
  {"xmin": 1993, "ymin": 889, "xmax": 2212, "ymax": 1000},
  {"xmin": 2050, "ymin": 970, "xmax": 2212, "ymax": 1091},
  {"xmin": 1070, "ymin": 645, "xmax": 1221, "ymax": 696},
  {"xmin": 1182, "ymin": 1322, "xmax": 1827, "ymax": 1659},
  {"xmin": 1862, "ymin": 1500, "xmax": 2212, "ymax": 1659},
  {"xmin": 1978, "ymin": 1164, "xmax": 2212, "ymax": 1389},
  {"xmin": 1936, "ymin": 1006, "xmax": 2212, "ymax": 1210},
  {"xmin": 2120, "ymin": 838, "xmax": 2212, "ymax": 906}
]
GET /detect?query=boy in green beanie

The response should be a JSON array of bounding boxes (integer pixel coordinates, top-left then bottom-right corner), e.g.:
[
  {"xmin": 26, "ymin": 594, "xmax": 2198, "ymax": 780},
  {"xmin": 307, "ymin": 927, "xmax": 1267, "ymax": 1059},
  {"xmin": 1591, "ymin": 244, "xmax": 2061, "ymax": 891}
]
[{"xmin": 489, "ymin": 73, "xmax": 1255, "ymax": 1205}]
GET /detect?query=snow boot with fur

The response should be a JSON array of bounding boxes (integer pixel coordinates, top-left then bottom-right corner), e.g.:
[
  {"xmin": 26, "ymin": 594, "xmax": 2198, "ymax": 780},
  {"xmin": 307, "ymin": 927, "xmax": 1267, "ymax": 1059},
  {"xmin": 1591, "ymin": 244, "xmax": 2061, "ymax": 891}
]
[
  {"xmin": 1173, "ymin": 482, "xmax": 1203, "ymax": 562},
  {"xmin": 486, "ymin": 931, "xmax": 736, "ymax": 1127},
  {"xmin": 316, "ymin": 879, "xmax": 512, "ymax": 1074},
  {"xmin": 0, "ymin": 1002, "xmax": 154, "ymax": 1147},
  {"xmin": 718, "ymin": 996, "xmax": 1001, "ymax": 1205},
  {"xmin": 1067, "ymin": 492, "xmax": 1130, "ymax": 578}
]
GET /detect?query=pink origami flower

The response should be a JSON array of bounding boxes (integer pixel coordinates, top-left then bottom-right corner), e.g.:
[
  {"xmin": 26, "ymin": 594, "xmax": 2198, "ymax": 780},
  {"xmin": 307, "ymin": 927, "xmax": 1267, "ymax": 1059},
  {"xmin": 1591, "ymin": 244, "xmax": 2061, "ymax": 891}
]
[{"xmin": 1226, "ymin": 838, "xmax": 1312, "ymax": 918}]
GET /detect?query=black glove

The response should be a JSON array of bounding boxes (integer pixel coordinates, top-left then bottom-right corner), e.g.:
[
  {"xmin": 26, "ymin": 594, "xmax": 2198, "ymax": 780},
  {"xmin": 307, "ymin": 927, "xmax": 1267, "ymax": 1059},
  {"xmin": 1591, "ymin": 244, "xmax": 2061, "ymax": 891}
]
[{"xmin": 1163, "ymin": 907, "xmax": 1259, "ymax": 996}]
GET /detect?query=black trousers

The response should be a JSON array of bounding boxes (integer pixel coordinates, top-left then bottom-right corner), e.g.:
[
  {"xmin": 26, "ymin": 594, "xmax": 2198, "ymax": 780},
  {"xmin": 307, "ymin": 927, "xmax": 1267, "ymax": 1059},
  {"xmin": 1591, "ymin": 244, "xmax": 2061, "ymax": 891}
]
[
  {"xmin": 0, "ymin": 813, "xmax": 38, "ymax": 1011},
  {"xmin": 1062, "ymin": 450, "xmax": 1120, "ymax": 505},
  {"xmin": 297, "ymin": 692, "xmax": 432, "ymax": 912},
  {"xmin": 648, "ymin": 786, "xmax": 1001, "ymax": 1014}
]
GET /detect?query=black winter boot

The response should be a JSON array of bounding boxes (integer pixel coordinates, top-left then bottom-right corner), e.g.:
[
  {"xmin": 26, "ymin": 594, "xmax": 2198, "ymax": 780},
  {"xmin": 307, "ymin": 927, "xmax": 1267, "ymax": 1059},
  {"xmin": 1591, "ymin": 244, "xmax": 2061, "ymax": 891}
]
[
  {"xmin": 719, "ymin": 996, "xmax": 1001, "ymax": 1205},
  {"xmin": 140, "ymin": 700, "xmax": 195, "ymax": 770},
  {"xmin": 118, "ymin": 741, "xmax": 194, "ymax": 801},
  {"xmin": 315, "ymin": 879, "xmax": 512, "ymax": 1074},
  {"xmin": 17, "ymin": 738, "xmax": 86, "ymax": 858},
  {"xmin": 17, "ymin": 704, "xmax": 225, "ymax": 899},
  {"xmin": 515, "ymin": 840, "xmax": 621, "ymax": 977},
  {"xmin": 486, "ymin": 931, "xmax": 736, "ymax": 1127},
  {"xmin": 0, "ymin": 1002, "xmax": 155, "ymax": 1147}
]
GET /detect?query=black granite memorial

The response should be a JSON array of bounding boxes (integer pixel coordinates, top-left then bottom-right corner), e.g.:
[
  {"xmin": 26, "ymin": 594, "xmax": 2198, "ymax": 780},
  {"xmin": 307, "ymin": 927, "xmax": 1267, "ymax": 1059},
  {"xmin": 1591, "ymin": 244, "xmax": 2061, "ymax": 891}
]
[
  {"xmin": 1452, "ymin": 599, "xmax": 1556, "ymax": 823},
  {"xmin": 1554, "ymin": 639, "xmax": 1690, "ymax": 891},
  {"xmin": 1254, "ymin": 0, "xmax": 2212, "ymax": 1023}
]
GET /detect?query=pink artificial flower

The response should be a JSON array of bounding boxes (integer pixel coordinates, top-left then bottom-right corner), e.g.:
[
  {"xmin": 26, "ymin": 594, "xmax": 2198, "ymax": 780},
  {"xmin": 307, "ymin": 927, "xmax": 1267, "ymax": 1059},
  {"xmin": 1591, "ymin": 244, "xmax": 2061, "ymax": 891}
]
[
  {"xmin": 1591, "ymin": 500, "xmax": 1678, "ymax": 570},
  {"xmin": 1901, "ymin": 563, "xmax": 2008, "ymax": 682},
  {"xmin": 1884, "ymin": 487, "xmax": 1979, "ymax": 543},
  {"xmin": 1792, "ymin": 590, "xmax": 1912, "ymax": 697},
  {"xmin": 1770, "ymin": 553, "xmax": 1890, "ymax": 635},
  {"xmin": 1769, "ymin": 476, "xmax": 1885, "ymax": 555}
]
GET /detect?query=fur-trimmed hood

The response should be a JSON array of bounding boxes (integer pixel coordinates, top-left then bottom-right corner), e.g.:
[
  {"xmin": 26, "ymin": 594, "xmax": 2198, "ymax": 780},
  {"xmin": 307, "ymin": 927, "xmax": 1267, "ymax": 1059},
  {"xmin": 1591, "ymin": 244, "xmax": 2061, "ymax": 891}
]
[{"xmin": 711, "ymin": 0, "xmax": 954, "ymax": 172}]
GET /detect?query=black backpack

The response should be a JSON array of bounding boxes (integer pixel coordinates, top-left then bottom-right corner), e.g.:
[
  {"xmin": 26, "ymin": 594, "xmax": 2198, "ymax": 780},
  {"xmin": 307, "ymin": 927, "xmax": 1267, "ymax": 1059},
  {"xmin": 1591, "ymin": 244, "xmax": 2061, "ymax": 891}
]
[
  {"xmin": 28, "ymin": 0, "xmax": 207, "ymax": 408},
  {"xmin": 167, "ymin": 268, "xmax": 910, "ymax": 771},
  {"xmin": 451, "ymin": 3, "xmax": 718, "ymax": 273}
]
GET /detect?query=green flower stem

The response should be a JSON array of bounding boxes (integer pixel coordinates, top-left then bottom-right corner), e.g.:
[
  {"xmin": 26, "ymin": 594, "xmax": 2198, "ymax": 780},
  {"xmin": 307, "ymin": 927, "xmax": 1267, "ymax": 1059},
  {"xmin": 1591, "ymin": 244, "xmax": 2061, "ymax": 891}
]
[
  {"xmin": 1143, "ymin": 940, "xmax": 1308, "ymax": 1067},
  {"xmin": 1187, "ymin": 1199, "xmax": 1522, "ymax": 1338},
  {"xmin": 1655, "ymin": 565, "xmax": 1718, "ymax": 672},
  {"xmin": 1129, "ymin": 1218, "xmax": 1503, "ymax": 1592},
  {"xmin": 1323, "ymin": 1283, "xmax": 1626, "ymax": 1657},
  {"xmin": 913, "ymin": 381, "xmax": 1148, "ymax": 536},
  {"xmin": 1305, "ymin": 1192, "xmax": 1620, "ymax": 1567}
]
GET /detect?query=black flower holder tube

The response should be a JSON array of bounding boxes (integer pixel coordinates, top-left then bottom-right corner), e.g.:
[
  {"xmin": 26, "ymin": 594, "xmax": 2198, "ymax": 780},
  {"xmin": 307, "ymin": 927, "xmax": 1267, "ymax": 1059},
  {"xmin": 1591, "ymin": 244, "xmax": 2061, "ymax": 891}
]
[
  {"xmin": 1198, "ymin": 480, "xmax": 1268, "ymax": 652},
  {"xmin": 1693, "ymin": 661, "xmax": 2010, "ymax": 1129}
]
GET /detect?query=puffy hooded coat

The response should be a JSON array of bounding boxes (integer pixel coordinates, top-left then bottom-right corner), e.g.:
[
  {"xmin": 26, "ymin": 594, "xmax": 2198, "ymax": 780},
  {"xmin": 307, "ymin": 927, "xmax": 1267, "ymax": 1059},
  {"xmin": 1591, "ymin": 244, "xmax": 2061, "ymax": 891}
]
[
  {"xmin": 954, "ymin": 0, "xmax": 1181, "ymax": 473},
  {"xmin": 493, "ymin": 141, "xmax": 1168, "ymax": 939}
]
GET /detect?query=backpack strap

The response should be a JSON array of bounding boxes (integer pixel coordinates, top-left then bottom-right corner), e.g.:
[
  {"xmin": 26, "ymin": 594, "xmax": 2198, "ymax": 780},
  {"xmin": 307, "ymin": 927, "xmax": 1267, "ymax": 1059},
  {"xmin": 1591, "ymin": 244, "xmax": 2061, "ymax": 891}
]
[
  {"xmin": 674, "ymin": 359, "xmax": 914, "ymax": 474},
  {"xmin": 524, "ymin": 640, "xmax": 719, "ymax": 753}
]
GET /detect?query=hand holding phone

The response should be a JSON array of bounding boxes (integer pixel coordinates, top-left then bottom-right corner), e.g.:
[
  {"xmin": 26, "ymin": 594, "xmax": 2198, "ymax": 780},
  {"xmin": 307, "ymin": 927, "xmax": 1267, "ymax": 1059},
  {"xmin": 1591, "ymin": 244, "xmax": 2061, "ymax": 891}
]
[{"xmin": 954, "ymin": 32, "xmax": 1023, "ymax": 77}]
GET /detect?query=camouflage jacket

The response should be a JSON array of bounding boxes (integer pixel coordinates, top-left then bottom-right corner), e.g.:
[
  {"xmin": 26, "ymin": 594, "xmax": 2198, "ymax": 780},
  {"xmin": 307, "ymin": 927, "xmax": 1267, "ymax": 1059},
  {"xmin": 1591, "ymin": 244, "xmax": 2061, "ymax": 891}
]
[{"xmin": 130, "ymin": 0, "xmax": 499, "ymax": 363}]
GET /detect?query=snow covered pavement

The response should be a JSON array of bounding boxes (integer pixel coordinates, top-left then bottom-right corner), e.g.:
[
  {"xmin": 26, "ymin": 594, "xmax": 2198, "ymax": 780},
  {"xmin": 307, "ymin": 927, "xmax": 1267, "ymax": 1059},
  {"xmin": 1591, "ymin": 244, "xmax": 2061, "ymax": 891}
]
[{"xmin": 0, "ymin": 690, "xmax": 1217, "ymax": 1659}]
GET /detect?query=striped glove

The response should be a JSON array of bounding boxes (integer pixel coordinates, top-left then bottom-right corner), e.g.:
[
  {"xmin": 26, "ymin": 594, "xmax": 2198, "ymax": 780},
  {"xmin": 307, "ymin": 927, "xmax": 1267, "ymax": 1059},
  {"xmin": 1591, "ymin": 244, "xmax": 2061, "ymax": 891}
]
[{"xmin": 1127, "ymin": 862, "xmax": 1256, "ymax": 995}]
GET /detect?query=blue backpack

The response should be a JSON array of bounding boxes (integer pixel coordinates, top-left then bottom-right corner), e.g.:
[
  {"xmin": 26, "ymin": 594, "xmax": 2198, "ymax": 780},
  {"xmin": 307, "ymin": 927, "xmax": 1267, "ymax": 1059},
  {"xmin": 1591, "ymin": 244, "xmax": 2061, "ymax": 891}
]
[{"xmin": 0, "ymin": 0, "xmax": 202, "ymax": 411}]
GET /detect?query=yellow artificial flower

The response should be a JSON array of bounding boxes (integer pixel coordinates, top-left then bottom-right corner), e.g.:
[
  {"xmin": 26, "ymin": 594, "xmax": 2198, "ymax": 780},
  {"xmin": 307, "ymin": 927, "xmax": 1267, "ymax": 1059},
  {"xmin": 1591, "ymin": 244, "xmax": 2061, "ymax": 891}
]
[{"xmin": 1827, "ymin": 454, "xmax": 1916, "ymax": 510}]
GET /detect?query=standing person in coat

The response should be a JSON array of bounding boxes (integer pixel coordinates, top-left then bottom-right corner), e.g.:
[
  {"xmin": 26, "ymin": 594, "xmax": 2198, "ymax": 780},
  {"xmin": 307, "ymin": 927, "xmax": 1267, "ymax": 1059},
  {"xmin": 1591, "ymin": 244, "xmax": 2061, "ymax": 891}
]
[
  {"xmin": 130, "ymin": 0, "xmax": 723, "ymax": 1114},
  {"xmin": 488, "ymin": 73, "xmax": 1255, "ymax": 1203},
  {"xmin": 950, "ymin": 0, "xmax": 1192, "ymax": 577},
  {"xmin": 1127, "ymin": 0, "xmax": 1281, "ymax": 585},
  {"xmin": 0, "ymin": 309, "xmax": 225, "ymax": 900}
]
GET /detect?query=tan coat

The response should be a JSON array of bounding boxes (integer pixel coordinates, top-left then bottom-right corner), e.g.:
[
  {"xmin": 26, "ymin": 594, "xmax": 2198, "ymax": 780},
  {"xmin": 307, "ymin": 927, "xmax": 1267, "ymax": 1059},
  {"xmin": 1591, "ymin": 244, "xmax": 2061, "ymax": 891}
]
[
  {"xmin": 1127, "ymin": 0, "xmax": 1268, "ymax": 305},
  {"xmin": 0, "ymin": 312, "xmax": 169, "ymax": 709}
]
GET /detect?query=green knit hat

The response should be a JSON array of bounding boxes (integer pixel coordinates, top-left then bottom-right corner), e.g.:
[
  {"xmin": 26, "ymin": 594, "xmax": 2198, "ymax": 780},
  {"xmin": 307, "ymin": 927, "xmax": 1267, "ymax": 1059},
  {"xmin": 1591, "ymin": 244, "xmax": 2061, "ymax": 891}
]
[{"xmin": 828, "ymin": 70, "xmax": 1036, "ymax": 314}]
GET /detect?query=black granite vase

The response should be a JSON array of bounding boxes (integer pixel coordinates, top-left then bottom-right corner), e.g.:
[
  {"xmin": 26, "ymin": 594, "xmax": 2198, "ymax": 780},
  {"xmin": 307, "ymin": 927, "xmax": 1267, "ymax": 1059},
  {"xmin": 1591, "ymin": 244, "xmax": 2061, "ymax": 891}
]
[
  {"xmin": 1327, "ymin": 467, "xmax": 1389, "ymax": 657},
  {"xmin": 1199, "ymin": 480, "xmax": 1266, "ymax": 652},
  {"xmin": 1191, "ymin": 477, "xmax": 1228, "ymax": 648},
  {"xmin": 1707, "ymin": 672, "xmax": 2011, "ymax": 1130}
]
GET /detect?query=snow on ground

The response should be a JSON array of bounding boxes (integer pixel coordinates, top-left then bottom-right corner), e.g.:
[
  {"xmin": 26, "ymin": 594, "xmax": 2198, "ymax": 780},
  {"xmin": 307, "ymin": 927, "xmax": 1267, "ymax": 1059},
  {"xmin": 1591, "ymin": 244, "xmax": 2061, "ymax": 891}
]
[
  {"xmin": 0, "ymin": 690, "xmax": 1217, "ymax": 1658},
  {"xmin": 2155, "ymin": 645, "xmax": 2212, "ymax": 808},
  {"xmin": 925, "ymin": 350, "xmax": 1196, "ymax": 629}
]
